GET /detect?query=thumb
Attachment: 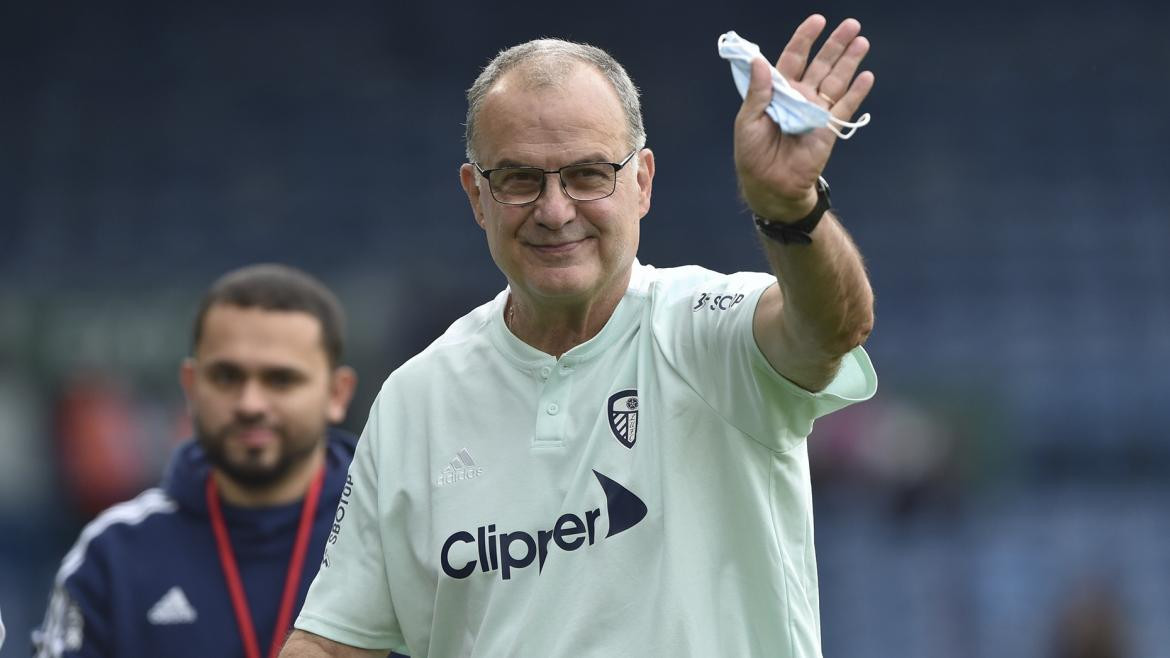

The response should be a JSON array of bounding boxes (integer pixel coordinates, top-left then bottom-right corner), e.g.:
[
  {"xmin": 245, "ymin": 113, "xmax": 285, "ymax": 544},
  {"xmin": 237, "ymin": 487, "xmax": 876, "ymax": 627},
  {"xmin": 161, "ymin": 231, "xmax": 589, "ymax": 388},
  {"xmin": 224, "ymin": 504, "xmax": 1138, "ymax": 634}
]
[{"xmin": 741, "ymin": 56, "xmax": 775, "ymax": 117}]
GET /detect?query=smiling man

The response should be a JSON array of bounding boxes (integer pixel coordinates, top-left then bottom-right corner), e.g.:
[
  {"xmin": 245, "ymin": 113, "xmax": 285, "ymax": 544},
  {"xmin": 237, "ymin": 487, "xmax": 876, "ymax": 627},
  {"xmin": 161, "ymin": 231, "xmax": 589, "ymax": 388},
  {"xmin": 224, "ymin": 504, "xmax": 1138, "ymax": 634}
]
[
  {"xmin": 284, "ymin": 14, "xmax": 877, "ymax": 658},
  {"xmin": 33, "ymin": 264, "xmax": 373, "ymax": 658}
]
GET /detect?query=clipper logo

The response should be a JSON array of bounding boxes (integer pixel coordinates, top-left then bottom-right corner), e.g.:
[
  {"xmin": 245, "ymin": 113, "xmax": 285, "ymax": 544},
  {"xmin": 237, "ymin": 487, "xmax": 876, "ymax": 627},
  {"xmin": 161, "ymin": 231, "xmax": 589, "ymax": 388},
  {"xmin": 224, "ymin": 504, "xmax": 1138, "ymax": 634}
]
[
  {"xmin": 440, "ymin": 470, "xmax": 647, "ymax": 581},
  {"xmin": 607, "ymin": 389, "xmax": 639, "ymax": 449}
]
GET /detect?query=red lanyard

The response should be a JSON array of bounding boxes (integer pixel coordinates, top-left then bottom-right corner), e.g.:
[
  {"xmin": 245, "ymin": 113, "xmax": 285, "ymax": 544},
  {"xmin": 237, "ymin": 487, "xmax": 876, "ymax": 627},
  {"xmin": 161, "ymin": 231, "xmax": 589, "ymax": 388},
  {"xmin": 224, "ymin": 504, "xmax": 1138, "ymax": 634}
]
[{"xmin": 206, "ymin": 464, "xmax": 325, "ymax": 658}]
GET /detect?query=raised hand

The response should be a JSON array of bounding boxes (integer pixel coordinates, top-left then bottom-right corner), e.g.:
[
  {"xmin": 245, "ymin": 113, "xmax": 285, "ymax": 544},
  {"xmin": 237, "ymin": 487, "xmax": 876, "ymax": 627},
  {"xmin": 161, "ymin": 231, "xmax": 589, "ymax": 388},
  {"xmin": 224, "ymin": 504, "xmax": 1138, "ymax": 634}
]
[{"xmin": 734, "ymin": 15, "xmax": 875, "ymax": 221}]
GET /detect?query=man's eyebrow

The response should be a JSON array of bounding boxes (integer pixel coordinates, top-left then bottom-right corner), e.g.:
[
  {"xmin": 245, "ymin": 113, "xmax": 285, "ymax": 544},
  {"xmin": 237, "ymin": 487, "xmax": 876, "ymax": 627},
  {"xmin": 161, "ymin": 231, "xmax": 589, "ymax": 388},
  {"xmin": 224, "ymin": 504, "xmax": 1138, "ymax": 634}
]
[
  {"xmin": 569, "ymin": 153, "xmax": 612, "ymax": 165},
  {"xmin": 201, "ymin": 360, "xmax": 306, "ymax": 377},
  {"xmin": 203, "ymin": 360, "xmax": 243, "ymax": 372},
  {"xmin": 492, "ymin": 153, "xmax": 612, "ymax": 169},
  {"xmin": 261, "ymin": 365, "xmax": 307, "ymax": 378}
]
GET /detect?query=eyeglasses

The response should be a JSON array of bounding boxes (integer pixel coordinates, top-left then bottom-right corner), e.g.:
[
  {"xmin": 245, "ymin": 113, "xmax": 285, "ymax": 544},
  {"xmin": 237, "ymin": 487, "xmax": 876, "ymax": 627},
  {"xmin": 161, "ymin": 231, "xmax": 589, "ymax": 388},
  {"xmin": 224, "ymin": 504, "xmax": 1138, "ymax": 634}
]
[{"xmin": 473, "ymin": 149, "xmax": 640, "ymax": 206}]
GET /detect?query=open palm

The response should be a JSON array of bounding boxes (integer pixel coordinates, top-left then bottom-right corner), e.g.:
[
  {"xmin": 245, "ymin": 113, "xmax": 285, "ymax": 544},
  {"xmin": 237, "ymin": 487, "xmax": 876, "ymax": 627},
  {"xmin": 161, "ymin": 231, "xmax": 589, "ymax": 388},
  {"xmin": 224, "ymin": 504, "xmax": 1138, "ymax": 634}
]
[{"xmin": 734, "ymin": 15, "xmax": 875, "ymax": 220}]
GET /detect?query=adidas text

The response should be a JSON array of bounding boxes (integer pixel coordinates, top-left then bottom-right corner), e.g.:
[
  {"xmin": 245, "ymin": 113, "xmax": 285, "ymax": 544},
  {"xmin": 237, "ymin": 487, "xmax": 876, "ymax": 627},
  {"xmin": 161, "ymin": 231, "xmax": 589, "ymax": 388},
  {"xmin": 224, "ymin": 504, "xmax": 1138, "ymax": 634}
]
[{"xmin": 437, "ymin": 466, "xmax": 484, "ymax": 487}]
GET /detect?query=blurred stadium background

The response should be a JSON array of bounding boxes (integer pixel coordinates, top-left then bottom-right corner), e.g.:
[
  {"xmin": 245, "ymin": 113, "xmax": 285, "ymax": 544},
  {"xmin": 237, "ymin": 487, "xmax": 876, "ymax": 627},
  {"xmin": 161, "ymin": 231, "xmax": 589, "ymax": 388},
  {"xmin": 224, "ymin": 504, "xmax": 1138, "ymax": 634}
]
[{"xmin": 1, "ymin": 0, "xmax": 1167, "ymax": 656}]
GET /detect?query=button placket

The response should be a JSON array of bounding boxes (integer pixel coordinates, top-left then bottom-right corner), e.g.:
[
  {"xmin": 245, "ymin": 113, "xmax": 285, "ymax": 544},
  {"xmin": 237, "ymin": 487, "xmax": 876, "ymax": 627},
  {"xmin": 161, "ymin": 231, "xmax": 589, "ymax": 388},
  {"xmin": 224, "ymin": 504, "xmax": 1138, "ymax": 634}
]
[{"xmin": 532, "ymin": 362, "xmax": 573, "ymax": 446}]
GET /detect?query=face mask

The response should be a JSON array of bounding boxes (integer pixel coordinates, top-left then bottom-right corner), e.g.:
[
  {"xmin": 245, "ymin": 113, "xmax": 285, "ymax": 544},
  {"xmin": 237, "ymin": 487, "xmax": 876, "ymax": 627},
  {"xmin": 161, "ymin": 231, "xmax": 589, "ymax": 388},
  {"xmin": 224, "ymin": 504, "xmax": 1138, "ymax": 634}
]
[{"xmin": 717, "ymin": 30, "xmax": 870, "ymax": 139}]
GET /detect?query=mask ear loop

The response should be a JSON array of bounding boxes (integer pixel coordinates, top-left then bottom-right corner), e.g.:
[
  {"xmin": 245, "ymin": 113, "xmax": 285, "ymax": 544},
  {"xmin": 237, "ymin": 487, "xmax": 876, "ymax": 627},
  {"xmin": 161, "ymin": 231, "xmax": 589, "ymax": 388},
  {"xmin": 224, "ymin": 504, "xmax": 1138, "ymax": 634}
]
[{"xmin": 828, "ymin": 113, "xmax": 871, "ymax": 140}]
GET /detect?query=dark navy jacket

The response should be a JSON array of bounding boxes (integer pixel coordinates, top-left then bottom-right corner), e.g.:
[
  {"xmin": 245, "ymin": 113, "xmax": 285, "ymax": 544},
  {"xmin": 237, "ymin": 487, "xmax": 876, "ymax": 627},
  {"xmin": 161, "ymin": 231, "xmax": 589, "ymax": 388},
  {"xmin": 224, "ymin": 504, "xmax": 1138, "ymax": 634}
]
[{"xmin": 33, "ymin": 429, "xmax": 399, "ymax": 657}]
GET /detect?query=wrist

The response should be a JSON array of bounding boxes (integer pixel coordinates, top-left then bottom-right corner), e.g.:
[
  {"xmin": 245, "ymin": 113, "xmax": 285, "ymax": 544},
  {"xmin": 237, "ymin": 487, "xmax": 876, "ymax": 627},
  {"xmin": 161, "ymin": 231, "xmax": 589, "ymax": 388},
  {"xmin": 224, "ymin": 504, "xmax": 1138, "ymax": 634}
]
[
  {"xmin": 753, "ymin": 177, "xmax": 832, "ymax": 245},
  {"xmin": 748, "ymin": 185, "xmax": 819, "ymax": 223}
]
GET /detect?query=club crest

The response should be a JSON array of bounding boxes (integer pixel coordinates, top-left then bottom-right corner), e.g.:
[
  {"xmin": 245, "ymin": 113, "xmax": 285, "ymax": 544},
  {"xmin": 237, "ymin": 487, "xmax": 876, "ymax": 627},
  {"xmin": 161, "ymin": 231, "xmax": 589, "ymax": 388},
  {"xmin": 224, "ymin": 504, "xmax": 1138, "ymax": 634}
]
[{"xmin": 607, "ymin": 389, "xmax": 639, "ymax": 449}]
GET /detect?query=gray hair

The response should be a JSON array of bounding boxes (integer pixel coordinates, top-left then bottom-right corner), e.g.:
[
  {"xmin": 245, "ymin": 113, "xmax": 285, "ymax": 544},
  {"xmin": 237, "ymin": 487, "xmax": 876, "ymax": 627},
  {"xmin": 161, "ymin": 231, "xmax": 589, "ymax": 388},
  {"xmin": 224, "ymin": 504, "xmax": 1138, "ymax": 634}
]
[{"xmin": 464, "ymin": 39, "xmax": 646, "ymax": 162}]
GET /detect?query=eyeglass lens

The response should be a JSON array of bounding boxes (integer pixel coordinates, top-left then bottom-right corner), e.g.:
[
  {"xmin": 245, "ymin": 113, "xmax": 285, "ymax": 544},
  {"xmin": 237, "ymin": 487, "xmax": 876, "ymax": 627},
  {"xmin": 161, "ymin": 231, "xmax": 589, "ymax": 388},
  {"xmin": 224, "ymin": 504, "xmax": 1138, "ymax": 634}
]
[{"xmin": 489, "ymin": 163, "xmax": 618, "ymax": 204}]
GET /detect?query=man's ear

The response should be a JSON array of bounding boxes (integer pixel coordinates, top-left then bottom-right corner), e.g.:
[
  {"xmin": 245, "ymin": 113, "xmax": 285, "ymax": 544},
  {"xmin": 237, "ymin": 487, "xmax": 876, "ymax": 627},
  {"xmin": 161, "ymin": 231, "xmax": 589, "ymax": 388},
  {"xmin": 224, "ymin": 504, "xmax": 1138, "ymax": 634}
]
[
  {"xmin": 460, "ymin": 163, "xmax": 487, "ymax": 229},
  {"xmin": 179, "ymin": 357, "xmax": 196, "ymax": 400},
  {"xmin": 636, "ymin": 148, "xmax": 655, "ymax": 219},
  {"xmin": 326, "ymin": 365, "xmax": 358, "ymax": 425}
]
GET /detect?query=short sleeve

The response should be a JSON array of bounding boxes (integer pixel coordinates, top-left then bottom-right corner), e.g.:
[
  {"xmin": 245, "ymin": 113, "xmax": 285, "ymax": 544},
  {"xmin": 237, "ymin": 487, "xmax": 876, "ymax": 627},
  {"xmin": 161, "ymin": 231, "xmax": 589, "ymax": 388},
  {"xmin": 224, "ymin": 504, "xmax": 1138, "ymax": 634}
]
[
  {"xmin": 652, "ymin": 269, "xmax": 877, "ymax": 452},
  {"xmin": 294, "ymin": 395, "xmax": 407, "ymax": 652}
]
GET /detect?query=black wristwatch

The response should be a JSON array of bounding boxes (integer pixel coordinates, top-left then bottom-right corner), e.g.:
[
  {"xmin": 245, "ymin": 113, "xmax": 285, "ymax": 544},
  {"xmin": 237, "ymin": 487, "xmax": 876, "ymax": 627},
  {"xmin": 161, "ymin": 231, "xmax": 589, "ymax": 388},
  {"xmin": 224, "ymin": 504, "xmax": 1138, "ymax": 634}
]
[{"xmin": 753, "ymin": 176, "xmax": 832, "ymax": 245}]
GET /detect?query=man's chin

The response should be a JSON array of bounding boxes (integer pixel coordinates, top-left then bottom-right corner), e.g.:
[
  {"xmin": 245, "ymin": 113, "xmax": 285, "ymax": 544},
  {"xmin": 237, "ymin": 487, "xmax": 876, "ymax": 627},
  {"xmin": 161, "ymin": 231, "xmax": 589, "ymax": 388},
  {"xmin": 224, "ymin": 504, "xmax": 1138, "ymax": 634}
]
[
  {"xmin": 217, "ymin": 460, "xmax": 288, "ymax": 490},
  {"xmin": 197, "ymin": 429, "xmax": 322, "ymax": 492},
  {"xmin": 522, "ymin": 269, "xmax": 598, "ymax": 298}
]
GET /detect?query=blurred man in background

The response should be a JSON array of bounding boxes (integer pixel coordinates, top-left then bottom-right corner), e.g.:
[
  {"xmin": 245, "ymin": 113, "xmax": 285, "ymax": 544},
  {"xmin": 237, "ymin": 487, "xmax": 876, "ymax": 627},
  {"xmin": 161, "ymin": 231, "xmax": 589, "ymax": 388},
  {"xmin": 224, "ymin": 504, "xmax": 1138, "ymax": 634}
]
[
  {"xmin": 32, "ymin": 264, "xmax": 374, "ymax": 658},
  {"xmin": 282, "ymin": 13, "xmax": 876, "ymax": 658}
]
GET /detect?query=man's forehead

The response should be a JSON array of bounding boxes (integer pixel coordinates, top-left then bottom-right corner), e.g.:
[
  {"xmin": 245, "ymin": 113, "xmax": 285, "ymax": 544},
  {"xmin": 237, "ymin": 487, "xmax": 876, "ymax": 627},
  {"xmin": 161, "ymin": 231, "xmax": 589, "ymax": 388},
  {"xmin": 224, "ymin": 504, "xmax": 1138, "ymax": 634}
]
[
  {"xmin": 197, "ymin": 305, "xmax": 326, "ymax": 360},
  {"xmin": 476, "ymin": 65, "xmax": 627, "ymax": 161}
]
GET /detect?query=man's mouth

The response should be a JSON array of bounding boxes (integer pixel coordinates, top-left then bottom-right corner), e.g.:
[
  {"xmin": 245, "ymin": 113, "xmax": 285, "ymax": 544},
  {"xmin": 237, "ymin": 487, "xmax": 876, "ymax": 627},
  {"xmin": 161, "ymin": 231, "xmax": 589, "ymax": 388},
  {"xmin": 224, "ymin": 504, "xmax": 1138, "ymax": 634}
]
[
  {"xmin": 527, "ymin": 237, "xmax": 588, "ymax": 254},
  {"xmin": 232, "ymin": 427, "xmax": 278, "ymax": 448}
]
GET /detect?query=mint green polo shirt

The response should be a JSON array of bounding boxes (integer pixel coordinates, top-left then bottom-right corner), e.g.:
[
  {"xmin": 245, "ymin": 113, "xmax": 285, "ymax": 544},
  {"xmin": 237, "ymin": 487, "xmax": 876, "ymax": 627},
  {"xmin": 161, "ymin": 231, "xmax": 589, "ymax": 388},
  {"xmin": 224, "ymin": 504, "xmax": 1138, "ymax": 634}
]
[{"xmin": 296, "ymin": 262, "xmax": 877, "ymax": 657}]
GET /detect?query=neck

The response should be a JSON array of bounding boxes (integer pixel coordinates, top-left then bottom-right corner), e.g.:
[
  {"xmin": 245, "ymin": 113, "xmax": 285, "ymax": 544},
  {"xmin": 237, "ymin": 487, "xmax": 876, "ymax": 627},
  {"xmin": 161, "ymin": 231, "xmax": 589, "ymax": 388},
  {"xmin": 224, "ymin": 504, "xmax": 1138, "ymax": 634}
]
[
  {"xmin": 212, "ymin": 444, "xmax": 325, "ymax": 507},
  {"xmin": 507, "ymin": 273, "xmax": 630, "ymax": 358}
]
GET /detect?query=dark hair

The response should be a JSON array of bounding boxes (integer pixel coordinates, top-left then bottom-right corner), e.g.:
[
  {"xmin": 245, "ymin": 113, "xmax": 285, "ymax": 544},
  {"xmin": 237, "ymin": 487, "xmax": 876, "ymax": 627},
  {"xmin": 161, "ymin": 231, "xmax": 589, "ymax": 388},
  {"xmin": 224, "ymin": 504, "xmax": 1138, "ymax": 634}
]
[{"xmin": 191, "ymin": 264, "xmax": 346, "ymax": 367}]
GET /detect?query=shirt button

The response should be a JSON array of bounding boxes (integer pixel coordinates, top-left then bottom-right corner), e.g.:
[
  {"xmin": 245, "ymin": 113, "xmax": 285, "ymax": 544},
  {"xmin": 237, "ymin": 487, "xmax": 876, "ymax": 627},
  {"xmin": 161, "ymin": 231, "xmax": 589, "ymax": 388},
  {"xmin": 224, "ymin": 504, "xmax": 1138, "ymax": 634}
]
[
  {"xmin": 539, "ymin": 366, "xmax": 552, "ymax": 379},
  {"xmin": 547, "ymin": 403, "xmax": 560, "ymax": 415}
]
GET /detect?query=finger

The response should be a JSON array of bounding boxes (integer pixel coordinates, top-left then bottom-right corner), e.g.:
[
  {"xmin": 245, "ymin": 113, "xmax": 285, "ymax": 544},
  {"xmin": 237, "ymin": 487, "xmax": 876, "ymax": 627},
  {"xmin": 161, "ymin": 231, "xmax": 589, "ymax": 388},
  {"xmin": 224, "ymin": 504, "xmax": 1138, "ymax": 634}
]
[
  {"xmin": 800, "ymin": 18, "xmax": 862, "ymax": 90},
  {"xmin": 775, "ymin": 14, "xmax": 827, "ymax": 81},
  {"xmin": 829, "ymin": 70, "xmax": 875, "ymax": 123},
  {"xmin": 738, "ymin": 57, "xmax": 776, "ymax": 120},
  {"xmin": 815, "ymin": 36, "xmax": 870, "ymax": 108}
]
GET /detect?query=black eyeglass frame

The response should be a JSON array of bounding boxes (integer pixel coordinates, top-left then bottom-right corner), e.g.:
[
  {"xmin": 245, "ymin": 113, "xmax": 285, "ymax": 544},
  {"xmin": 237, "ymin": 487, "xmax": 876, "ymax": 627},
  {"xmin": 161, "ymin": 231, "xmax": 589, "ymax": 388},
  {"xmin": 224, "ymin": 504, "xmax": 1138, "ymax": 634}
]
[{"xmin": 473, "ymin": 148, "xmax": 641, "ymax": 206}]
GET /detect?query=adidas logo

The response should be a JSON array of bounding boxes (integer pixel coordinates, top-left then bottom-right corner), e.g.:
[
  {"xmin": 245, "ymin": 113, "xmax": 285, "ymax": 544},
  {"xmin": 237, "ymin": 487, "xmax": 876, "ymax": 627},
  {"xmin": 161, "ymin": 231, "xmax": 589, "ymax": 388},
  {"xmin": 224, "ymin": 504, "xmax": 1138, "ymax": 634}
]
[
  {"xmin": 436, "ymin": 448, "xmax": 484, "ymax": 487},
  {"xmin": 147, "ymin": 586, "xmax": 197, "ymax": 625}
]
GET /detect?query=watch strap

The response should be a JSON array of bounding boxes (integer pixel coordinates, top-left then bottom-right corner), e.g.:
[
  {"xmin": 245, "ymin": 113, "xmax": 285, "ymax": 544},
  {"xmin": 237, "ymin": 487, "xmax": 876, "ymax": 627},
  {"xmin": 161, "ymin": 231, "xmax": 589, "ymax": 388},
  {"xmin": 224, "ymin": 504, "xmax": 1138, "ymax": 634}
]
[{"xmin": 753, "ymin": 177, "xmax": 831, "ymax": 245}]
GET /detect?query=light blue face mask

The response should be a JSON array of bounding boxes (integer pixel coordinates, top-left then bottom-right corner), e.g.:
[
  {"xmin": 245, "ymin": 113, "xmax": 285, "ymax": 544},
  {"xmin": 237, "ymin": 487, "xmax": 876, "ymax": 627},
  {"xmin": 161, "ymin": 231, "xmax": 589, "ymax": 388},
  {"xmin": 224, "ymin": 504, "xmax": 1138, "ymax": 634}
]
[{"xmin": 717, "ymin": 30, "xmax": 870, "ymax": 139}]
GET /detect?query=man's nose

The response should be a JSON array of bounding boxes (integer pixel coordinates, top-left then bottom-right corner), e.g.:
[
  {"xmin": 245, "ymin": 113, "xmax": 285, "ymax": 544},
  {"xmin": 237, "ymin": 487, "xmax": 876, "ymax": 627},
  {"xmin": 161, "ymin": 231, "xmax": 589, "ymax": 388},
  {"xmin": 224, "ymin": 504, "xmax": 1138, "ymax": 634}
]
[
  {"xmin": 533, "ymin": 174, "xmax": 576, "ymax": 229},
  {"xmin": 235, "ymin": 379, "xmax": 269, "ymax": 417}
]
